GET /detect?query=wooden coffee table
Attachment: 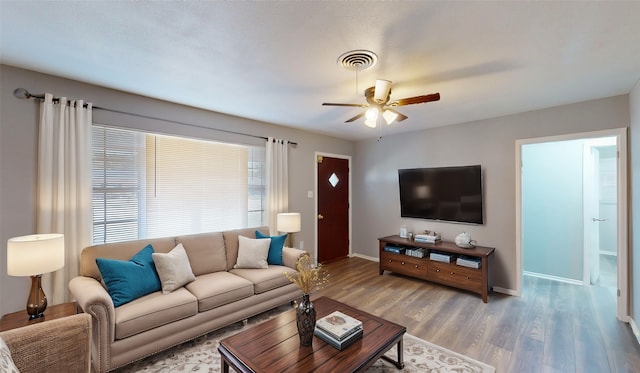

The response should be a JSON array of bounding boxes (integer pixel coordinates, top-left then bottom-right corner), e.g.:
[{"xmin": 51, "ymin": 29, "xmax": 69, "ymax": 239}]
[{"xmin": 218, "ymin": 296, "xmax": 406, "ymax": 372}]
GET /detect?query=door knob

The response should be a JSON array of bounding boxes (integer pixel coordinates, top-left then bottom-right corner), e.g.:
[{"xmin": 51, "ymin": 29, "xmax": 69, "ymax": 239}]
[{"xmin": 318, "ymin": 214, "xmax": 324, "ymax": 220}]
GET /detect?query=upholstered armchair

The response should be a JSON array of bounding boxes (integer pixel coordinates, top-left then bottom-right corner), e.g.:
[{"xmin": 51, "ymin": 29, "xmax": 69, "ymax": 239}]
[{"xmin": 0, "ymin": 313, "xmax": 91, "ymax": 373}]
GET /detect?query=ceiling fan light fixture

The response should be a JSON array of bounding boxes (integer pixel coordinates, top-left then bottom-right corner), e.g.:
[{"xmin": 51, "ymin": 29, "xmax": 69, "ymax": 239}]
[
  {"xmin": 365, "ymin": 107, "xmax": 379, "ymax": 121},
  {"xmin": 374, "ymin": 80, "xmax": 392, "ymax": 103},
  {"xmin": 364, "ymin": 118, "xmax": 377, "ymax": 128},
  {"xmin": 382, "ymin": 109, "xmax": 398, "ymax": 125}
]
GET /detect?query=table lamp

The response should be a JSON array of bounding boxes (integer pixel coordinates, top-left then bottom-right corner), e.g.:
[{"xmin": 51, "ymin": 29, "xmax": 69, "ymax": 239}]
[
  {"xmin": 7, "ymin": 233, "xmax": 65, "ymax": 320},
  {"xmin": 277, "ymin": 212, "xmax": 301, "ymax": 247}
]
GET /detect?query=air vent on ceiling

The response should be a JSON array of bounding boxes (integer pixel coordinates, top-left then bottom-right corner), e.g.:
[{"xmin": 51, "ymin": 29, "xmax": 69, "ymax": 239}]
[{"xmin": 337, "ymin": 50, "xmax": 378, "ymax": 71}]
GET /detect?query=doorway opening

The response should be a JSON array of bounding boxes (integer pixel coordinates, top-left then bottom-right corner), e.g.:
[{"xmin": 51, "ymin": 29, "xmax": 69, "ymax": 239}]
[{"xmin": 515, "ymin": 128, "xmax": 629, "ymax": 322}]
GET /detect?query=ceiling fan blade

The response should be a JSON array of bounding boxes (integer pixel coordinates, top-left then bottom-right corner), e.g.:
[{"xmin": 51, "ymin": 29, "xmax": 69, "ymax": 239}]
[
  {"xmin": 390, "ymin": 93, "xmax": 440, "ymax": 107},
  {"xmin": 386, "ymin": 108, "xmax": 408, "ymax": 122},
  {"xmin": 345, "ymin": 112, "xmax": 365, "ymax": 123},
  {"xmin": 322, "ymin": 102, "xmax": 367, "ymax": 108}
]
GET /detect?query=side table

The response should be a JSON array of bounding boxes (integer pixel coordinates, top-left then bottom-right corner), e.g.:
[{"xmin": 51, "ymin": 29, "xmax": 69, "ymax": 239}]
[{"xmin": 0, "ymin": 302, "xmax": 79, "ymax": 332}]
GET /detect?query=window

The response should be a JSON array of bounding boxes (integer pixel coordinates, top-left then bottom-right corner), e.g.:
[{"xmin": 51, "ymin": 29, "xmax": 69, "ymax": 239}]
[
  {"xmin": 92, "ymin": 125, "xmax": 266, "ymax": 244},
  {"xmin": 92, "ymin": 127, "xmax": 145, "ymax": 244}
]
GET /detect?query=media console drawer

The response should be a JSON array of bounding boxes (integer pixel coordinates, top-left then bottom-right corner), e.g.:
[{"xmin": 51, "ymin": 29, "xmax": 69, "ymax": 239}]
[
  {"xmin": 380, "ymin": 251, "xmax": 427, "ymax": 279},
  {"xmin": 378, "ymin": 235, "xmax": 495, "ymax": 303},
  {"xmin": 428, "ymin": 261, "xmax": 483, "ymax": 292}
]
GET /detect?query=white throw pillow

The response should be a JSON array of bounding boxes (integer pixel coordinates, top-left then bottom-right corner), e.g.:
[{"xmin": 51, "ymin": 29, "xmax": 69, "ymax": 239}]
[
  {"xmin": 152, "ymin": 243, "xmax": 196, "ymax": 294},
  {"xmin": 0, "ymin": 336, "xmax": 19, "ymax": 373},
  {"xmin": 234, "ymin": 236, "xmax": 271, "ymax": 269}
]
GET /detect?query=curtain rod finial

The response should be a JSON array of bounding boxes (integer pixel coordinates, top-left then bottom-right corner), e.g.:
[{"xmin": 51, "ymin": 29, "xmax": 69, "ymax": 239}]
[{"xmin": 13, "ymin": 88, "xmax": 31, "ymax": 99}]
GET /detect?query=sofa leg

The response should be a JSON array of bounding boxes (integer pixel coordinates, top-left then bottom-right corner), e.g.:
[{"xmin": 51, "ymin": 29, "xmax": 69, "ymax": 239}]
[{"xmin": 242, "ymin": 319, "xmax": 248, "ymax": 326}]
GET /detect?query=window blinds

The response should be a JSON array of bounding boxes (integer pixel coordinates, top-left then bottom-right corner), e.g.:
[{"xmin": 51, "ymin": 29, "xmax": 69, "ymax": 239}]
[{"xmin": 92, "ymin": 125, "xmax": 265, "ymax": 244}]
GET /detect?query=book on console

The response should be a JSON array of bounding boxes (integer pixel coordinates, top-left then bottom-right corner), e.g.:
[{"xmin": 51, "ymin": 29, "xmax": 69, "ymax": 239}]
[
  {"xmin": 429, "ymin": 252, "xmax": 454, "ymax": 263},
  {"xmin": 316, "ymin": 311, "xmax": 363, "ymax": 340},
  {"xmin": 414, "ymin": 232, "xmax": 441, "ymax": 243},
  {"xmin": 314, "ymin": 326, "xmax": 363, "ymax": 350},
  {"xmin": 384, "ymin": 245, "xmax": 405, "ymax": 254},
  {"xmin": 456, "ymin": 256, "xmax": 481, "ymax": 268}
]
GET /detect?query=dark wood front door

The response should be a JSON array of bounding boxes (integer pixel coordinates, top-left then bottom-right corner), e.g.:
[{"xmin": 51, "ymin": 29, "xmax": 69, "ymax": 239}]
[{"xmin": 317, "ymin": 155, "xmax": 349, "ymax": 263}]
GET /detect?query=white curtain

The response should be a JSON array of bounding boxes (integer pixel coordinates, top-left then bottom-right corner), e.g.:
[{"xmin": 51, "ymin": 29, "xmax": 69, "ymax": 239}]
[
  {"xmin": 266, "ymin": 137, "xmax": 289, "ymax": 234},
  {"xmin": 37, "ymin": 93, "xmax": 93, "ymax": 304}
]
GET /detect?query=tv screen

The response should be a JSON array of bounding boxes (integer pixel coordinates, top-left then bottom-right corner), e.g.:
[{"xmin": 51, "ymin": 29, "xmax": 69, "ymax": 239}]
[{"xmin": 398, "ymin": 165, "xmax": 483, "ymax": 224}]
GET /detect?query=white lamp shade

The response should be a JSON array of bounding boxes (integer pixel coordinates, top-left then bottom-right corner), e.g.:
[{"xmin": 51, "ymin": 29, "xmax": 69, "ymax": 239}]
[
  {"xmin": 277, "ymin": 213, "xmax": 301, "ymax": 233},
  {"xmin": 7, "ymin": 233, "xmax": 65, "ymax": 276}
]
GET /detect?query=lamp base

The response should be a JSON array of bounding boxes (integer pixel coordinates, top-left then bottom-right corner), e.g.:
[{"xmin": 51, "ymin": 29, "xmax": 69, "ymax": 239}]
[
  {"xmin": 287, "ymin": 232, "xmax": 295, "ymax": 248},
  {"xmin": 26, "ymin": 274, "xmax": 47, "ymax": 320}
]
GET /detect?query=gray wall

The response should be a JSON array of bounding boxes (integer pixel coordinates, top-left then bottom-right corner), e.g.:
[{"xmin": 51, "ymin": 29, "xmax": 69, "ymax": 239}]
[
  {"xmin": 631, "ymin": 79, "xmax": 640, "ymax": 327},
  {"xmin": 522, "ymin": 140, "xmax": 584, "ymax": 281},
  {"xmin": 0, "ymin": 65, "xmax": 354, "ymax": 314},
  {"xmin": 352, "ymin": 95, "xmax": 630, "ymax": 292}
]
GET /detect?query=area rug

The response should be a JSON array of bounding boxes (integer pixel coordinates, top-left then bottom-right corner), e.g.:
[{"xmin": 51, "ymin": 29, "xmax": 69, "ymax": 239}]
[{"xmin": 113, "ymin": 306, "xmax": 495, "ymax": 373}]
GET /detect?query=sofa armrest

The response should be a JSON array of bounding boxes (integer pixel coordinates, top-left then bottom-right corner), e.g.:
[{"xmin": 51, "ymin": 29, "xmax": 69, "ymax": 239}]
[
  {"xmin": 69, "ymin": 276, "xmax": 116, "ymax": 373},
  {"xmin": 0, "ymin": 313, "xmax": 91, "ymax": 373},
  {"xmin": 282, "ymin": 247, "xmax": 307, "ymax": 269}
]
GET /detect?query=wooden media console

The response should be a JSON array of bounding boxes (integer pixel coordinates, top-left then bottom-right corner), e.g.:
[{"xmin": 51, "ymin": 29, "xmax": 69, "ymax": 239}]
[{"xmin": 378, "ymin": 235, "xmax": 495, "ymax": 303}]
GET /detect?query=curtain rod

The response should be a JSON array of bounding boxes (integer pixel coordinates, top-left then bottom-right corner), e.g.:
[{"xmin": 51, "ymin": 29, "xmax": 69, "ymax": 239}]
[{"xmin": 13, "ymin": 88, "xmax": 298, "ymax": 146}]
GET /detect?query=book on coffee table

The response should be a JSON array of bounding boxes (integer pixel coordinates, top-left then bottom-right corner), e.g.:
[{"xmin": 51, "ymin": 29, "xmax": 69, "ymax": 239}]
[
  {"xmin": 314, "ymin": 325, "xmax": 363, "ymax": 351},
  {"xmin": 316, "ymin": 311, "xmax": 363, "ymax": 341}
]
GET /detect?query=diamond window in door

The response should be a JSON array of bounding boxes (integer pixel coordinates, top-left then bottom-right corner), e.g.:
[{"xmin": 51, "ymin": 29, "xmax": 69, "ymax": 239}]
[{"xmin": 329, "ymin": 173, "xmax": 340, "ymax": 187}]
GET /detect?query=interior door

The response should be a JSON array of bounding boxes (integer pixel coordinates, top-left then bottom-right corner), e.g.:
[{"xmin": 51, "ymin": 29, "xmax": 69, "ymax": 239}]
[
  {"xmin": 317, "ymin": 155, "xmax": 349, "ymax": 263},
  {"xmin": 586, "ymin": 145, "xmax": 601, "ymax": 284}
]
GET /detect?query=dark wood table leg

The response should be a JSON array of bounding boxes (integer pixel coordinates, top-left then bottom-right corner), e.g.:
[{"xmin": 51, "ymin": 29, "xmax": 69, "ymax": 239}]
[{"xmin": 379, "ymin": 336, "xmax": 405, "ymax": 369}]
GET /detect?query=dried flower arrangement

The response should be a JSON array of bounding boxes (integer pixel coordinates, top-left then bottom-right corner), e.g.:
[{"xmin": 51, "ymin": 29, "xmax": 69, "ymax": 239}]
[{"xmin": 284, "ymin": 253, "xmax": 329, "ymax": 294}]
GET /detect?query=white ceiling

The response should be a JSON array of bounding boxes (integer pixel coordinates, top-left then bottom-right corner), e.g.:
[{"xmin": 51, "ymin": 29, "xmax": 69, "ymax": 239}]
[{"xmin": 2, "ymin": 1, "xmax": 640, "ymax": 141}]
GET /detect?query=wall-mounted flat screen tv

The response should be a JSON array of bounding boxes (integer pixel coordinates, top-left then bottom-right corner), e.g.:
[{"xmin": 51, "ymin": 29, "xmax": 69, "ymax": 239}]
[{"xmin": 398, "ymin": 165, "xmax": 483, "ymax": 225}]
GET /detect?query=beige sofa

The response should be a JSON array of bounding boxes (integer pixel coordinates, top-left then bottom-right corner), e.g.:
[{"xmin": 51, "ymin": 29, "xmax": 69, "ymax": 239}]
[
  {"xmin": 69, "ymin": 226, "xmax": 304, "ymax": 373},
  {"xmin": 0, "ymin": 313, "xmax": 92, "ymax": 373}
]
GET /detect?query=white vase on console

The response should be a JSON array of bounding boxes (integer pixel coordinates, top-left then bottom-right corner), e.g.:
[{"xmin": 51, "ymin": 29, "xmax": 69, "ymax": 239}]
[{"xmin": 455, "ymin": 232, "xmax": 476, "ymax": 248}]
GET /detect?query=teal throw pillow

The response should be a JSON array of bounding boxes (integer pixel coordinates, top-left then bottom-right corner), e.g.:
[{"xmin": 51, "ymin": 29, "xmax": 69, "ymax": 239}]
[
  {"xmin": 255, "ymin": 230, "xmax": 287, "ymax": 265},
  {"xmin": 96, "ymin": 244, "xmax": 162, "ymax": 307}
]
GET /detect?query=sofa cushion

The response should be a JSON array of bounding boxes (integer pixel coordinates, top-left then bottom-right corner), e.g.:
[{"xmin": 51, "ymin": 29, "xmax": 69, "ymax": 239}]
[
  {"xmin": 230, "ymin": 265, "xmax": 298, "ymax": 294},
  {"xmin": 255, "ymin": 230, "xmax": 287, "ymax": 265},
  {"xmin": 175, "ymin": 232, "xmax": 227, "ymax": 276},
  {"xmin": 114, "ymin": 287, "xmax": 198, "ymax": 340},
  {"xmin": 152, "ymin": 243, "xmax": 196, "ymax": 294},
  {"xmin": 185, "ymin": 272, "xmax": 254, "ymax": 312},
  {"xmin": 96, "ymin": 244, "xmax": 162, "ymax": 307},
  {"xmin": 233, "ymin": 236, "xmax": 270, "ymax": 269}
]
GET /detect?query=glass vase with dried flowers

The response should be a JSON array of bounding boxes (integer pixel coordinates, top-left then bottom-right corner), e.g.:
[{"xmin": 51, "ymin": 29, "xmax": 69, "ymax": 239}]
[{"xmin": 284, "ymin": 253, "xmax": 329, "ymax": 346}]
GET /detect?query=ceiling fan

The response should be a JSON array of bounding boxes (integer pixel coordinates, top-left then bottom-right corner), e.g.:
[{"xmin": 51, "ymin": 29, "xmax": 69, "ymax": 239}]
[{"xmin": 322, "ymin": 79, "xmax": 440, "ymax": 128}]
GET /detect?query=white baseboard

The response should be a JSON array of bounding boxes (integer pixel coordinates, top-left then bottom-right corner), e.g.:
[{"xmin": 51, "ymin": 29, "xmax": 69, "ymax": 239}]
[
  {"xmin": 523, "ymin": 271, "xmax": 583, "ymax": 286},
  {"xmin": 630, "ymin": 317, "xmax": 640, "ymax": 346},
  {"xmin": 492, "ymin": 286, "xmax": 518, "ymax": 296},
  {"xmin": 350, "ymin": 253, "xmax": 378, "ymax": 262}
]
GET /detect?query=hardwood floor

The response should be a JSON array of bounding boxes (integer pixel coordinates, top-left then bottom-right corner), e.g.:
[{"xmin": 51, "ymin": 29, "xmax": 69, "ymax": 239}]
[{"xmin": 313, "ymin": 257, "xmax": 640, "ymax": 373}]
